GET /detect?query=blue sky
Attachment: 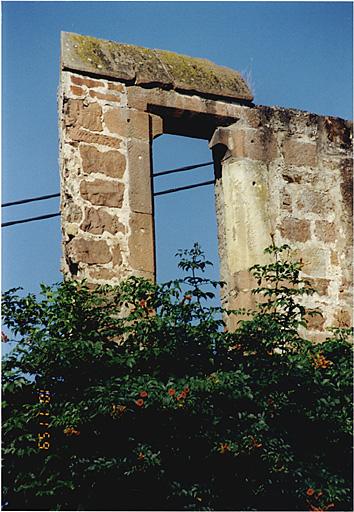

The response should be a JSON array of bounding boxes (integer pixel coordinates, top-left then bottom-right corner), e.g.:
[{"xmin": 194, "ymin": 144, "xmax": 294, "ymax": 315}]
[{"xmin": 2, "ymin": 1, "xmax": 353, "ymax": 297}]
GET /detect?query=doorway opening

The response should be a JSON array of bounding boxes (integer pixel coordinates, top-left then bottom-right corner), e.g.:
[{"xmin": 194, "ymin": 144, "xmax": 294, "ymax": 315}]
[{"xmin": 152, "ymin": 134, "xmax": 221, "ymax": 307}]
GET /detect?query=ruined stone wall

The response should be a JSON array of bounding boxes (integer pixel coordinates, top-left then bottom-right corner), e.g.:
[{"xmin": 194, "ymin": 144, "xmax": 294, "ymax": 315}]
[
  {"xmin": 60, "ymin": 71, "xmax": 156, "ymax": 284},
  {"xmin": 59, "ymin": 32, "xmax": 352, "ymax": 341},
  {"xmin": 211, "ymin": 107, "xmax": 353, "ymax": 340}
]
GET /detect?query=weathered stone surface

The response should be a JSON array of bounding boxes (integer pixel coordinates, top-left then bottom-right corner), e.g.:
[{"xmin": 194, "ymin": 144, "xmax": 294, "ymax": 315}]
[
  {"xmin": 306, "ymin": 310, "xmax": 325, "ymax": 331},
  {"xmin": 88, "ymin": 268, "xmax": 119, "ymax": 281},
  {"xmin": 64, "ymin": 99, "xmax": 103, "ymax": 131},
  {"xmin": 307, "ymin": 278, "xmax": 330, "ymax": 296},
  {"xmin": 107, "ymin": 82, "xmax": 124, "ymax": 93},
  {"xmin": 340, "ymin": 158, "xmax": 353, "ymax": 219},
  {"xmin": 315, "ymin": 220, "xmax": 336, "ymax": 243},
  {"xmin": 67, "ymin": 128, "xmax": 122, "ymax": 148},
  {"xmin": 128, "ymin": 212, "xmax": 154, "ymax": 273},
  {"xmin": 291, "ymin": 245, "xmax": 328, "ymax": 277},
  {"xmin": 333, "ymin": 308, "xmax": 352, "ymax": 328},
  {"xmin": 64, "ymin": 203, "xmax": 82, "ymax": 223},
  {"xmin": 296, "ymin": 190, "xmax": 333, "ymax": 215},
  {"xmin": 281, "ymin": 190, "xmax": 292, "ymax": 211},
  {"xmin": 104, "ymin": 108, "xmax": 150, "ymax": 140},
  {"xmin": 283, "ymin": 140, "xmax": 317, "ymax": 167},
  {"xmin": 89, "ymin": 90, "xmax": 121, "ymax": 102},
  {"xmin": 61, "ymin": 32, "xmax": 253, "ymax": 102},
  {"xmin": 127, "ymin": 138, "xmax": 152, "ymax": 214},
  {"xmin": 67, "ymin": 238, "xmax": 111, "ymax": 264},
  {"xmin": 80, "ymin": 179, "xmax": 124, "ymax": 207},
  {"xmin": 111, "ymin": 245, "xmax": 123, "ymax": 267},
  {"xmin": 70, "ymin": 85, "xmax": 85, "ymax": 97},
  {"xmin": 71, "ymin": 74, "xmax": 102, "ymax": 88},
  {"xmin": 81, "ymin": 207, "xmax": 125, "ymax": 235},
  {"xmin": 80, "ymin": 145, "xmax": 126, "ymax": 178},
  {"xmin": 280, "ymin": 218, "xmax": 310, "ymax": 243}
]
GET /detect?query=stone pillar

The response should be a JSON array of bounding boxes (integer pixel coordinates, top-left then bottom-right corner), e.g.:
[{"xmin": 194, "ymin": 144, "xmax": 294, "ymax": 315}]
[
  {"xmin": 210, "ymin": 123, "xmax": 275, "ymax": 328},
  {"xmin": 59, "ymin": 71, "xmax": 161, "ymax": 284}
]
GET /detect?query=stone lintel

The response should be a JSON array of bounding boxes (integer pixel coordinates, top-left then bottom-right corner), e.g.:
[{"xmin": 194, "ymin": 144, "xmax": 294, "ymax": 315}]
[{"xmin": 61, "ymin": 31, "xmax": 253, "ymax": 103}]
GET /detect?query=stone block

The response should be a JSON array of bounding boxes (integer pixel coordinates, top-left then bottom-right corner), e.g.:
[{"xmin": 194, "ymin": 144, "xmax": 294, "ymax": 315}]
[
  {"xmin": 80, "ymin": 145, "xmax": 126, "ymax": 178},
  {"xmin": 111, "ymin": 245, "xmax": 123, "ymax": 267},
  {"xmin": 127, "ymin": 138, "xmax": 153, "ymax": 214},
  {"xmin": 70, "ymin": 86, "xmax": 85, "ymax": 97},
  {"xmin": 88, "ymin": 268, "xmax": 119, "ymax": 281},
  {"xmin": 67, "ymin": 238, "xmax": 111, "ymax": 264},
  {"xmin": 283, "ymin": 140, "xmax": 318, "ymax": 167},
  {"xmin": 221, "ymin": 127, "xmax": 277, "ymax": 162},
  {"xmin": 305, "ymin": 310, "xmax": 325, "ymax": 331},
  {"xmin": 306, "ymin": 278, "xmax": 330, "ymax": 295},
  {"xmin": 315, "ymin": 220, "xmax": 336, "ymax": 243},
  {"xmin": 89, "ymin": 90, "xmax": 121, "ymax": 103},
  {"xmin": 107, "ymin": 82, "xmax": 125, "ymax": 93},
  {"xmin": 128, "ymin": 212, "xmax": 155, "ymax": 274},
  {"xmin": 280, "ymin": 218, "xmax": 310, "ymax": 243},
  {"xmin": 64, "ymin": 99, "xmax": 103, "ymax": 131},
  {"xmin": 104, "ymin": 108, "xmax": 150, "ymax": 140},
  {"xmin": 333, "ymin": 309, "xmax": 352, "ymax": 328},
  {"xmin": 71, "ymin": 75, "xmax": 102, "ymax": 89},
  {"xmin": 296, "ymin": 190, "xmax": 333, "ymax": 215},
  {"xmin": 80, "ymin": 207, "xmax": 125, "ymax": 235},
  {"xmin": 291, "ymin": 245, "xmax": 328, "ymax": 277},
  {"xmin": 67, "ymin": 128, "xmax": 122, "ymax": 149},
  {"xmin": 80, "ymin": 179, "xmax": 124, "ymax": 207},
  {"xmin": 64, "ymin": 203, "xmax": 82, "ymax": 223}
]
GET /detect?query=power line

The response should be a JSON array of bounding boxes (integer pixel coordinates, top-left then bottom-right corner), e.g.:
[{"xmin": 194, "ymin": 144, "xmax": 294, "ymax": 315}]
[
  {"xmin": 152, "ymin": 161, "xmax": 213, "ymax": 177},
  {"xmin": 1, "ymin": 161, "xmax": 214, "ymax": 210},
  {"xmin": 154, "ymin": 180, "xmax": 215, "ymax": 197},
  {"xmin": 2, "ymin": 212, "xmax": 60, "ymax": 228},
  {"xmin": 2, "ymin": 193, "xmax": 60, "ymax": 208},
  {"xmin": 2, "ymin": 160, "xmax": 216, "ymax": 227}
]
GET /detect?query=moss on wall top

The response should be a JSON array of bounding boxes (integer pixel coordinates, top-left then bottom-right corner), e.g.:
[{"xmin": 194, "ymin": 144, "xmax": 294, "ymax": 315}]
[{"xmin": 61, "ymin": 32, "xmax": 253, "ymax": 102}]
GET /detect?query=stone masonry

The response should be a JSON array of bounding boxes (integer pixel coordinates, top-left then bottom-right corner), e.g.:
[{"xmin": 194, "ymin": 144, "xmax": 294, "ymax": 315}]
[{"xmin": 59, "ymin": 32, "xmax": 352, "ymax": 340}]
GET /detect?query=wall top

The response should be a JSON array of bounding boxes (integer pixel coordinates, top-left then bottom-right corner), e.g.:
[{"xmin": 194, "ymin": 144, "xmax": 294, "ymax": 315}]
[{"xmin": 61, "ymin": 31, "xmax": 253, "ymax": 103}]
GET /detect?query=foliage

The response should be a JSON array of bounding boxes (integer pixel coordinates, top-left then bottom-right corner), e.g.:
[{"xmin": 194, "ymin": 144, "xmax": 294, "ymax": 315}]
[{"xmin": 2, "ymin": 242, "xmax": 353, "ymax": 511}]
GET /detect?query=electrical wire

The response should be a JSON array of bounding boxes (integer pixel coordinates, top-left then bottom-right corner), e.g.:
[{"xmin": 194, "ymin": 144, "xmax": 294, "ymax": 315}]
[
  {"xmin": 1, "ymin": 160, "xmax": 216, "ymax": 227},
  {"xmin": 152, "ymin": 161, "xmax": 213, "ymax": 177},
  {"xmin": 2, "ymin": 193, "xmax": 60, "ymax": 208},
  {"xmin": 2, "ymin": 212, "xmax": 61, "ymax": 228},
  {"xmin": 154, "ymin": 180, "xmax": 215, "ymax": 197}
]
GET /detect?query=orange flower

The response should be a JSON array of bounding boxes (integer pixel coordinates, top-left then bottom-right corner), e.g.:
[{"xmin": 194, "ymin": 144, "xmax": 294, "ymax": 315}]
[
  {"xmin": 251, "ymin": 436, "xmax": 262, "ymax": 449},
  {"xmin": 139, "ymin": 390, "xmax": 148, "ymax": 398},
  {"xmin": 218, "ymin": 443, "xmax": 230, "ymax": 455},
  {"xmin": 184, "ymin": 295, "xmax": 192, "ymax": 301},
  {"xmin": 1, "ymin": 331, "xmax": 9, "ymax": 343},
  {"xmin": 64, "ymin": 426, "xmax": 80, "ymax": 436},
  {"xmin": 306, "ymin": 488, "xmax": 315, "ymax": 497},
  {"xmin": 312, "ymin": 353, "xmax": 332, "ymax": 369},
  {"xmin": 139, "ymin": 299, "xmax": 147, "ymax": 308},
  {"xmin": 138, "ymin": 452, "xmax": 145, "ymax": 461},
  {"xmin": 168, "ymin": 388, "xmax": 176, "ymax": 396},
  {"xmin": 176, "ymin": 391, "xmax": 187, "ymax": 400},
  {"xmin": 135, "ymin": 399, "xmax": 144, "ymax": 407},
  {"xmin": 111, "ymin": 404, "xmax": 127, "ymax": 417}
]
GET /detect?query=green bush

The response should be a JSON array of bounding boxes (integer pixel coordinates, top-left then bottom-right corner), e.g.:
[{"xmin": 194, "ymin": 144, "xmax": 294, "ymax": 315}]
[{"xmin": 2, "ymin": 242, "xmax": 352, "ymax": 511}]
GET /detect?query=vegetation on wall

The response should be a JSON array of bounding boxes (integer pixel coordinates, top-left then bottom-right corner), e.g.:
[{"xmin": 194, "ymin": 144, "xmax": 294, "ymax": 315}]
[{"xmin": 2, "ymin": 243, "xmax": 352, "ymax": 511}]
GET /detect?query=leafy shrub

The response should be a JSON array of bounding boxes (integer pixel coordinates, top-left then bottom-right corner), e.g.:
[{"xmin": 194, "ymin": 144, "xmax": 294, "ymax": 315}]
[{"xmin": 2, "ymin": 243, "xmax": 352, "ymax": 511}]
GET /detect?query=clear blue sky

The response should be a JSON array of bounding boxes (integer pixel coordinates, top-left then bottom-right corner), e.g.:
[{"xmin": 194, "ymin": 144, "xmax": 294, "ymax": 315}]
[{"xmin": 2, "ymin": 1, "xmax": 353, "ymax": 296}]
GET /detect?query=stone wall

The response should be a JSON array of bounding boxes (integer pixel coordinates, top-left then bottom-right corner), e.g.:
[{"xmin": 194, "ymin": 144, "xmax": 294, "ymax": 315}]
[
  {"xmin": 210, "ymin": 107, "xmax": 353, "ymax": 340},
  {"xmin": 59, "ymin": 32, "xmax": 352, "ymax": 340},
  {"xmin": 60, "ymin": 71, "xmax": 157, "ymax": 284}
]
